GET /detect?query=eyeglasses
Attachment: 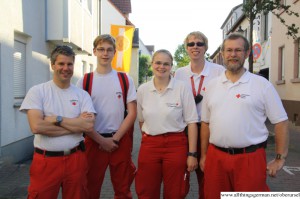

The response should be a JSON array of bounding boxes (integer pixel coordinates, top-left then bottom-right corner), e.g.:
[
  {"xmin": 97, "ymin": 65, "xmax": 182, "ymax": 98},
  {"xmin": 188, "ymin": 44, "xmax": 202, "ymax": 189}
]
[
  {"xmin": 153, "ymin": 61, "xmax": 172, "ymax": 67},
  {"xmin": 96, "ymin": 48, "xmax": 115, "ymax": 54},
  {"xmin": 187, "ymin": 42, "xmax": 205, "ymax": 47},
  {"xmin": 224, "ymin": 48, "xmax": 245, "ymax": 54}
]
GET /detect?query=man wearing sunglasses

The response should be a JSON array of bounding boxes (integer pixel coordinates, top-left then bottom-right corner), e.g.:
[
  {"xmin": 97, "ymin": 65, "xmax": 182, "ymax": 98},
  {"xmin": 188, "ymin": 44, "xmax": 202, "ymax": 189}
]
[{"xmin": 174, "ymin": 31, "xmax": 224, "ymax": 199}]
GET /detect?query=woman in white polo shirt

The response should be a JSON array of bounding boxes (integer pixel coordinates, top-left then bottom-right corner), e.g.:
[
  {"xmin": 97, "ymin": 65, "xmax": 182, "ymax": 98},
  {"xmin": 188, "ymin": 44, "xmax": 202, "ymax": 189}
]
[{"xmin": 135, "ymin": 49, "xmax": 199, "ymax": 199}]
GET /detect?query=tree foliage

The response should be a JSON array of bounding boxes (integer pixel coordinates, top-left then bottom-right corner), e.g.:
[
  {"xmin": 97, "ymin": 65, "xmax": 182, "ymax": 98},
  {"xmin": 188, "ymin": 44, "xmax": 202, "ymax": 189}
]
[
  {"xmin": 174, "ymin": 44, "xmax": 190, "ymax": 68},
  {"xmin": 243, "ymin": 0, "xmax": 299, "ymax": 73},
  {"xmin": 138, "ymin": 54, "xmax": 152, "ymax": 84}
]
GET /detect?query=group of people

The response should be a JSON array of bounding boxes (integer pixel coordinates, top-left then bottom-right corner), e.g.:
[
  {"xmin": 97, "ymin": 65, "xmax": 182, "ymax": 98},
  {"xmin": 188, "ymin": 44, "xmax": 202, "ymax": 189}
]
[{"xmin": 20, "ymin": 31, "xmax": 289, "ymax": 199}]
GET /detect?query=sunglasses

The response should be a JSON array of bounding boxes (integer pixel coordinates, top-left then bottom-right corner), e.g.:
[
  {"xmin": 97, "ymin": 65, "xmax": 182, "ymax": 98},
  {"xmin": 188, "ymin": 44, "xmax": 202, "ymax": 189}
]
[{"xmin": 187, "ymin": 42, "xmax": 205, "ymax": 47}]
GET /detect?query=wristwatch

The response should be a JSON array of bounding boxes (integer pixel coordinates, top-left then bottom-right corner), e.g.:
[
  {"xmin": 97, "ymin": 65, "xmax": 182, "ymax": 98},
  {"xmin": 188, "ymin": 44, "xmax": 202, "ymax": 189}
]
[
  {"xmin": 187, "ymin": 152, "xmax": 198, "ymax": 158},
  {"xmin": 55, "ymin": 116, "xmax": 63, "ymax": 126},
  {"xmin": 275, "ymin": 154, "xmax": 286, "ymax": 160}
]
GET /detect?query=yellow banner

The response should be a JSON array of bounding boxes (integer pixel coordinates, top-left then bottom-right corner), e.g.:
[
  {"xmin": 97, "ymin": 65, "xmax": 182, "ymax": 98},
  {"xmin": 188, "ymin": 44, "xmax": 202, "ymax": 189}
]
[{"xmin": 111, "ymin": 25, "xmax": 134, "ymax": 73}]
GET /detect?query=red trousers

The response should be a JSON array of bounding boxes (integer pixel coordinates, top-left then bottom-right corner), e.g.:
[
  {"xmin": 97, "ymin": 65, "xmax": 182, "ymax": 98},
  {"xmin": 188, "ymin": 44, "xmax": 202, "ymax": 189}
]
[
  {"xmin": 85, "ymin": 132, "xmax": 135, "ymax": 199},
  {"xmin": 27, "ymin": 150, "xmax": 88, "ymax": 199},
  {"xmin": 204, "ymin": 144, "xmax": 270, "ymax": 199},
  {"xmin": 196, "ymin": 125, "xmax": 204, "ymax": 199},
  {"xmin": 135, "ymin": 132, "xmax": 189, "ymax": 199}
]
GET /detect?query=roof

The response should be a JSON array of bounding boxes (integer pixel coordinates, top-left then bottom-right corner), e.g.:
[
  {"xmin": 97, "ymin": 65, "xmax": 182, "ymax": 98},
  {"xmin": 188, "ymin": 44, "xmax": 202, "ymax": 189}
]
[
  {"xmin": 109, "ymin": 0, "xmax": 132, "ymax": 14},
  {"xmin": 220, "ymin": 4, "xmax": 243, "ymax": 29}
]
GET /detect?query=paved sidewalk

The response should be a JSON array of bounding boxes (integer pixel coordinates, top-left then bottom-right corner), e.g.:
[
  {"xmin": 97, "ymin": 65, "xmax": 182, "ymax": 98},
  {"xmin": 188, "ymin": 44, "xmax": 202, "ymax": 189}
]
[{"xmin": 0, "ymin": 121, "xmax": 299, "ymax": 199}]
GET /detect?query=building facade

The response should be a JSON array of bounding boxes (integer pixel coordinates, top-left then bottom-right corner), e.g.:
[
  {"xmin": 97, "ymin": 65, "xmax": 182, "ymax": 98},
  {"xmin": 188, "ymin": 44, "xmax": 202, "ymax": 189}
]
[
  {"xmin": 270, "ymin": 0, "xmax": 300, "ymax": 125},
  {"xmin": 0, "ymin": 0, "xmax": 140, "ymax": 163}
]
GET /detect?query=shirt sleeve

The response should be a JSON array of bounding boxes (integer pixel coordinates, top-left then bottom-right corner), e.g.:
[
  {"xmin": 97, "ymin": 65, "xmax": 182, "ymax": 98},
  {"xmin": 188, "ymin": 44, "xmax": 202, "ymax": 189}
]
[
  {"xmin": 201, "ymin": 83, "xmax": 211, "ymax": 123},
  {"xmin": 182, "ymin": 83, "xmax": 199, "ymax": 124},
  {"xmin": 136, "ymin": 86, "xmax": 144, "ymax": 122},
  {"xmin": 264, "ymin": 84, "xmax": 288, "ymax": 124},
  {"xmin": 19, "ymin": 85, "xmax": 43, "ymax": 112},
  {"xmin": 80, "ymin": 90, "xmax": 96, "ymax": 114}
]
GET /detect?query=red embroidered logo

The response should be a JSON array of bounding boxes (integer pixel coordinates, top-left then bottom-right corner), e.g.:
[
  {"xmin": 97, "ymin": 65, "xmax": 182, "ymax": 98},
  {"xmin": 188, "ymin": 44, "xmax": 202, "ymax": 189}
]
[
  {"xmin": 116, "ymin": 92, "xmax": 122, "ymax": 99},
  {"xmin": 202, "ymin": 87, "xmax": 206, "ymax": 91},
  {"xmin": 70, "ymin": 99, "xmax": 78, "ymax": 106},
  {"xmin": 236, "ymin": 94, "xmax": 250, "ymax": 99}
]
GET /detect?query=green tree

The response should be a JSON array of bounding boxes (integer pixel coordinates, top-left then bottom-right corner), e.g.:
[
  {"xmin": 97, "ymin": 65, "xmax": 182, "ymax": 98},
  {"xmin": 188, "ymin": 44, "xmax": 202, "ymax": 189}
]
[
  {"xmin": 138, "ymin": 55, "xmax": 151, "ymax": 84},
  {"xmin": 174, "ymin": 44, "xmax": 190, "ymax": 68},
  {"xmin": 243, "ymin": 0, "xmax": 299, "ymax": 73}
]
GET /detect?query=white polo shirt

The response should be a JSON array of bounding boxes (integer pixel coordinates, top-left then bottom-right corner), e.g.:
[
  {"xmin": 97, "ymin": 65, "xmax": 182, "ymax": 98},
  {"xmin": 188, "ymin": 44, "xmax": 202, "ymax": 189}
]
[
  {"xmin": 174, "ymin": 60, "xmax": 225, "ymax": 119},
  {"xmin": 137, "ymin": 77, "xmax": 199, "ymax": 135},
  {"xmin": 20, "ymin": 80, "xmax": 96, "ymax": 151},
  {"xmin": 201, "ymin": 70, "xmax": 288, "ymax": 148},
  {"xmin": 77, "ymin": 69, "xmax": 136, "ymax": 133}
]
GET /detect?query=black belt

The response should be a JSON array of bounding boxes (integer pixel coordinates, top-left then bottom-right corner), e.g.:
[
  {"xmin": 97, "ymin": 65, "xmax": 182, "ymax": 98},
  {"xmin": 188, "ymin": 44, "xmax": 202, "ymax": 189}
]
[
  {"xmin": 100, "ymin": 132, "xmax": 116, "ymax": 138},
  {"xmin": 214, "ymin": 140, "xmax": 267, "ymax": 155},
  {"xmin": 35, "ymin": 141, "xmax": 85, "ymax": 157}
]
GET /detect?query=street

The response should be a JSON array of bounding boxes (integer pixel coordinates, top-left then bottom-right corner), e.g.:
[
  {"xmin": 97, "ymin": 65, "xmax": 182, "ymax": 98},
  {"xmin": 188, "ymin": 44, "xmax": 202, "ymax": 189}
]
[{"xmin": 0, "ymin": 121, "xmax": 299, "ymax": 198}]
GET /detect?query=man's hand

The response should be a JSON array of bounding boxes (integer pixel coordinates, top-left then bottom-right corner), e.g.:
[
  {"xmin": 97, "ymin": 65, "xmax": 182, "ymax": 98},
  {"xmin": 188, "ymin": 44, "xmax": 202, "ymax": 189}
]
[
  {"xmin": 267, "ymin": 159, "xmax": 285, "ymax": 177},
  {"xmin": 187, "ymin": 156, "xmax": 198, "ymax": 172},
  {"xmin": 98, "ymin": 137, "xmax": 119, "ymax": 152},
  {"xmin": 199, "ymin": 155, "xmax": 206, "ymax": 172},
  {"xmin": 80, "ymin": 112, "xmax": 94, "ymax": 119}
]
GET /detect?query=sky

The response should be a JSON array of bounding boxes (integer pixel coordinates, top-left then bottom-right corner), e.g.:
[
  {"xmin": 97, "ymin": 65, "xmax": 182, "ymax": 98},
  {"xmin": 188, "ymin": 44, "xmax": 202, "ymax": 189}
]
[{"xmin": 129, "ymin": 0, "xmax": 243, "ymax": 56}]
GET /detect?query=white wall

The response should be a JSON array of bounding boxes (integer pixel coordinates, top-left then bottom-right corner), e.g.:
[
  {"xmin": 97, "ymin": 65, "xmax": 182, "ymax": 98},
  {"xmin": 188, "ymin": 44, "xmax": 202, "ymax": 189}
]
[
  {"xmin": 0, "ymin": 0, "xmax": 49, "ymax": 148},
  {"xmin": 100, "ymin": 0, "xmax": 126, "ymax": 34},
  {"xmin": 0, "ymin": 0, "xmax": 100, "ymax": 163}
]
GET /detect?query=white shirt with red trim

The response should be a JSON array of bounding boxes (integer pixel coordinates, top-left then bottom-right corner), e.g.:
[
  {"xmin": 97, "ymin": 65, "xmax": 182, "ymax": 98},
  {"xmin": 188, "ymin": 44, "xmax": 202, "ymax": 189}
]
[
  {"xmin": 137, "ymin": 77, "xmax": 199, "ymax": 136},
  {"xmin": 77, "ymin": 70, "xmax": 136, "ymax": 133},
  {"xmin": 201, "ymin": 70, "xmax": 288, "ymax": 148},
  {"xmin": 20, "ymin": 80, "xmax": 96, "ymax": 151},
  {"xmin": 174, "ymin": 60, "xmax": 224, "ymax": 120}
]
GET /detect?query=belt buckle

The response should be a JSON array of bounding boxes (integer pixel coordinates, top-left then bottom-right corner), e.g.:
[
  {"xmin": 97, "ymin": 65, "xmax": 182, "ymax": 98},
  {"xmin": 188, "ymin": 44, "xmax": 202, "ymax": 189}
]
[
  {"xmin": 228, "ymin": 148, "xmax": 235, "ymax": 155},
  {"xmin": 63, "ymin": 149, "xmax": 71, "ymax": 155}
]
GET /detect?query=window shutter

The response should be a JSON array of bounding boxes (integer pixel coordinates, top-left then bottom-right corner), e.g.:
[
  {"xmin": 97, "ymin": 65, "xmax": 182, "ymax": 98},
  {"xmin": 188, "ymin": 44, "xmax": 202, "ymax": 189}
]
[{"xmin": 13, "ymin": 40, "xmax": 26, "ymax": 99}]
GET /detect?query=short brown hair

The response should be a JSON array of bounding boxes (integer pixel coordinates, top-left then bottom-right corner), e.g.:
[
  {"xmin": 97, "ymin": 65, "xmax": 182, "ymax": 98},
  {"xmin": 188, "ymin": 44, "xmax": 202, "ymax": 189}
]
[
  {"xmin": 93, "ymin": 34, "xmax": 116, "ymax": 50},
  {"xmin": 50, "ymin": 45, "xmax": 75, "ymax": 65}
]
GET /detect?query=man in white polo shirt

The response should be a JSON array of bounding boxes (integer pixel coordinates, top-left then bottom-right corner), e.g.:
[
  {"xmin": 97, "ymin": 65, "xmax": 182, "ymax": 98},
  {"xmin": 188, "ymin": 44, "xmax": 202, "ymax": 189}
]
[
  {"xmin": 200, "ymin": 33, "xmax": 289, "ymax": 199},
  {"xmin": 175, "ymin": 31, "xmax": 224, "ymax": 199},
  {"xmin": 20, "ymin": 45, "xmax": 96, "ymax": 199}
]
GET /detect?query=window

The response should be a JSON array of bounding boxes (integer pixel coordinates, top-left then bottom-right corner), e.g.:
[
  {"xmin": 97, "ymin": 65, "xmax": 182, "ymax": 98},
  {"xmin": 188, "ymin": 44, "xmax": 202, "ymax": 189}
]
[
  {"xmin": 14, "ymin": 39, "xmax": 26, "ymax": 100},
  {"xmin": 261, "ymin": 12, "xmax": 269, "ymax": 42},
  {"xmin": 244, "ymin": 28, "xmax": 248, "ymax": 40},
  {"xmin": 280, "ymin": 0, "xmax": 287, "ymax": 5},
  {"xmin": 277, "ymin": 46, "xmax": 285, "ymax": 84},
  {"xmin": 298, "ymin": 40, "xmax": 300, "ymax": 78},
  {"xmin": 82, "ymin": 61, "xmax": 87, "ymax": 76},
  {"xmin": 89, "ymin": 64, "xmax": 94, "ymax": 72},
  {"xmin": 81, "ymin": 0, "xmax": 92, "ymax": 14},
  {"xmin": 291, "ymin": 38, "xmax": 300, "ymax": 83}
]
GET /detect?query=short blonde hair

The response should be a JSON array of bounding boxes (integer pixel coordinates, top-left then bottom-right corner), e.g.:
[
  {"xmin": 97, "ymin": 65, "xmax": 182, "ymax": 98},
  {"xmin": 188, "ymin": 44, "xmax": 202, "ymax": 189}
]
[{"xmin": 184, "ymin": 31, "xmax": 208, "ymax": 52}]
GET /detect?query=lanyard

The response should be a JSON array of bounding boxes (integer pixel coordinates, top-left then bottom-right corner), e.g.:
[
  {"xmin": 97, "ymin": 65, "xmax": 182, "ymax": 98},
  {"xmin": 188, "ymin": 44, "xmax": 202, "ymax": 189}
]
[{"xmin": 190, "ymin": 75, "xmax": 205, "ymax": 97}]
